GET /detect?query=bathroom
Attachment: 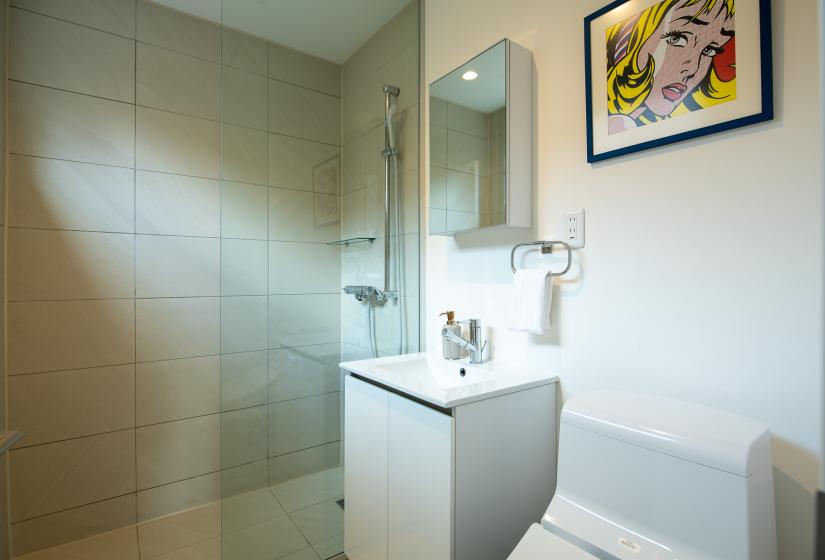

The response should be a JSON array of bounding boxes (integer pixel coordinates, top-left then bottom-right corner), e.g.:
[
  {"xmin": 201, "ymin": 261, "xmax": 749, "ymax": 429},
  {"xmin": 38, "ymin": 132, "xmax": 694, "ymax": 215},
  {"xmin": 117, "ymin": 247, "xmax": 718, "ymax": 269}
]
[{"xmin": 0, "ymin": 0, "xmax": 821, "ymax": 559}]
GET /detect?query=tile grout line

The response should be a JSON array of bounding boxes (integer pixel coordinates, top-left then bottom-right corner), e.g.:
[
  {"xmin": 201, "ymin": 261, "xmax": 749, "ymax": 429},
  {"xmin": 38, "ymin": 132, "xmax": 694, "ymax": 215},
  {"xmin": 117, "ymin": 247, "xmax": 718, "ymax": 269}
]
[
  {"xmin": 218, "ymin": 8, "xmax": 224, "ymax": 541},
  {"xmin": 9, "ymin": 78, "xmax": 343, "ymax": 148},
  {"xmin": 265, "ymin": 33, "xmax": 273, "ymax": 497},
  {"xmin": 6, "ymin": 341, "xmax": 347, "ymax": 377},
  {"xmin": 8, "ymin": 293, "xmax": 345, "ymax": 303},
  {"xmin": 9, "ymin": 146, "xmax": 346, "ymax": 182},
  {"xmin": 2, "ymin": 0, "xmax": 10, "ymax": 556},
  {"xmin": 5, "ymin": 225, "xmax": 351, "ymax": 245},
  {"xmin": 8, "ymin": 4, "xmax": 136, "ymax": 41},
  {"xmin": 132, "ymin": 0, "xmax": 139, "ymax": 552}
]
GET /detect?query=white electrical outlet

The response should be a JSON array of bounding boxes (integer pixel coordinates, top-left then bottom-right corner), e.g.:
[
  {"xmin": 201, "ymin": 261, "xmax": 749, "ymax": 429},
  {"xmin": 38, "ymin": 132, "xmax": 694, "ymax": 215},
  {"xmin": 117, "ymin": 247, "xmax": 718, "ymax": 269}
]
[{"xmin": 565, "ymin": 209, "xmax": 585, "ymax": 249}]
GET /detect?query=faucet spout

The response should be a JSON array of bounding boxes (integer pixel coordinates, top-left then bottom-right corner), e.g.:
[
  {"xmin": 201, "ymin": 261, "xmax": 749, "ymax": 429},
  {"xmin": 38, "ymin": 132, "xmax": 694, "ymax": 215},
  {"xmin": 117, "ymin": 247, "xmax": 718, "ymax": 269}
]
[{"xmin": 441, "ymin": 319, "xmax": 485, "ymax": 363}]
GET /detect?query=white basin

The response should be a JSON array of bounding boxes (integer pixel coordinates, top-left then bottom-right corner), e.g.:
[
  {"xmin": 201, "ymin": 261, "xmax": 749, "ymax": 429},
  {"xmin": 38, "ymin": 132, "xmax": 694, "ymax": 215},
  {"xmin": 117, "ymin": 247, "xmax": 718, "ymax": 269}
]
[{"xmin": 340, "ymin": 352, "xmax": 558, "ymax": 408}]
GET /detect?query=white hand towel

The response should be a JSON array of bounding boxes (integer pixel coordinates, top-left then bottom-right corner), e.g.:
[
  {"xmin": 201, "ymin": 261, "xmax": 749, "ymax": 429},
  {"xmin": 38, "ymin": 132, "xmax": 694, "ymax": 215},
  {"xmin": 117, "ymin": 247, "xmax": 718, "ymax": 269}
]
[{"xmin": 508, "ymin": 269, "xmax": 552, "ymax": 334}]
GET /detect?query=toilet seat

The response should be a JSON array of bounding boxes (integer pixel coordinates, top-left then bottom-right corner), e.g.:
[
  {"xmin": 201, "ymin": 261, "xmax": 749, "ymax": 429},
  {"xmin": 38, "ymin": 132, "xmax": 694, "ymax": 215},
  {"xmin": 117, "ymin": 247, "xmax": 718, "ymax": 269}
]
[{"xmin": 507, "ymin": 524, "xmax": 598, "ymax": 559}]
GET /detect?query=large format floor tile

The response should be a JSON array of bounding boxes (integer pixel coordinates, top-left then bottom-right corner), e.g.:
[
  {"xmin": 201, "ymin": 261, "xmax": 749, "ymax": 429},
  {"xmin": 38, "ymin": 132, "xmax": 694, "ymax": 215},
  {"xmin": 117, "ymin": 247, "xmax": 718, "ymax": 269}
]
[
  {"xmin": 222, "ymin": 488, "xmax": 286, "ymax": 534},
  {"xmin": 289, "ymin": 499, "xmax": 344, "ymax": 545},
  {"xmin": 137, "ymin": 502, "xmax": 221, "ymax": 559},
  {"xmin": 13, "ymin": 479, "xmax": 347, "ymax": 559},
  {"xmin": 270, "ymin": 466, "xmax": 344, "ymax": 513},
  {"xmin": 10, "ymin": 494, "xmax": 137, "ymax": 558},
  {"xmin": 313, "ymin": 533, "xmax": 345, "ymax": 560},
  {"xmin": 221, "ymin": 514, "xmax": 307, "ymax": 560},
  {"xmin": 14, "ymin": 527, "xmax": 139, "ymax": 560},
  {"xmin": 150, "ymin": 538, "xmax": 220, "ymax": 560},
  {"xmin": 283, "ymin": 547, "xmax": 323, "ymax": 560}
]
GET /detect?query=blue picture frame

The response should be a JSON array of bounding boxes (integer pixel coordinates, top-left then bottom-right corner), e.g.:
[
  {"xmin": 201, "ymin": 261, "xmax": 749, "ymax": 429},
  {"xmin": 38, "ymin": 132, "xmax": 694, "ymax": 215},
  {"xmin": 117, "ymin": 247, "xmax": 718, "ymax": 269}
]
[{"xmin": 584, "ymin": 0, "xmax": 773, "ymax": 163}]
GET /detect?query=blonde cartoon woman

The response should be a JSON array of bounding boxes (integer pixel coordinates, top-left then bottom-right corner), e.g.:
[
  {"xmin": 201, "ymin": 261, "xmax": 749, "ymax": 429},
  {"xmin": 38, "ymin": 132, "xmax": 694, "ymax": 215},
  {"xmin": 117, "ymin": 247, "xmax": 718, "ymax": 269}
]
[{"xmin": 606, "ymin": 0, "xmax": 736, "ymax": 134}]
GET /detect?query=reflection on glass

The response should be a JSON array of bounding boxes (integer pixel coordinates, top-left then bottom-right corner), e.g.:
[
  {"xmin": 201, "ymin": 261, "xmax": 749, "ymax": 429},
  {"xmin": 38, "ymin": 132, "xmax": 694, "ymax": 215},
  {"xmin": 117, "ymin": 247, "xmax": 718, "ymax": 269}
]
[
  {"xmin": 429, "ymin": 40, "xmax": 507, "ymax": 235},
  {"xmin": 218, "ymin": 7, "xmax": 348, "ymax": 557},
  {"xmin": 218, "ymin": 2, "xmax": 420, "ymax": 560},
  {"xmin": 0, "ymin": 0, "xmax": 419, "ymax": 558}
]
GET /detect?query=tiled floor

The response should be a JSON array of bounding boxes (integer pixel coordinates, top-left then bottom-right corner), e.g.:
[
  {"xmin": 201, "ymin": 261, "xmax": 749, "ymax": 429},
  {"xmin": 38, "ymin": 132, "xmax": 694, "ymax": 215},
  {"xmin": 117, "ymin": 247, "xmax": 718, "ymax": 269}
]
[{"xmin": 15, "ymin": 468, "xmax": 345, "ymax": 560}]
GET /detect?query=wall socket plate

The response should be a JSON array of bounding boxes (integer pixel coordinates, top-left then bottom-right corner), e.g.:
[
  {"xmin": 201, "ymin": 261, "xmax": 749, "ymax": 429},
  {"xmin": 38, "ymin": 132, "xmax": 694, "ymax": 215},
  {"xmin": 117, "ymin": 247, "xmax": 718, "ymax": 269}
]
[{"xmin": 565, "ymin": 209, "xmax": 585, "ymax": 249}]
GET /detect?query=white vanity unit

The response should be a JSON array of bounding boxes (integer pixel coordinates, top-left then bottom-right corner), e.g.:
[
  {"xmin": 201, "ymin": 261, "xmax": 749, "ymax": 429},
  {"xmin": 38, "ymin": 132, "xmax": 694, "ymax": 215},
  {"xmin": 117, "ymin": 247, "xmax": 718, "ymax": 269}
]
[{"xmin": 340, "ymin": 353, "xmax": 559, "ymax": 560}]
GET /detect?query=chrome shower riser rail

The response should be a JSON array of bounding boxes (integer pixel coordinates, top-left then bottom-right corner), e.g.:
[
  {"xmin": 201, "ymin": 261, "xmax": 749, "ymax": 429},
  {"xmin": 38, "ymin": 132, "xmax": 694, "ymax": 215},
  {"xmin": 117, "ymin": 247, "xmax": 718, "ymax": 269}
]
[{"xmin": 383, "ymin": 84, "xmax": 400, "ymax": 297}]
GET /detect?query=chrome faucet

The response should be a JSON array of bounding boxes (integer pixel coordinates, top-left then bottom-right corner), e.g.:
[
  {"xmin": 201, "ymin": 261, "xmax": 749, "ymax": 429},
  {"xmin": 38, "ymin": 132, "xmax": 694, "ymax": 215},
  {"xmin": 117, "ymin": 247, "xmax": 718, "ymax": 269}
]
[
  {"xmin": 442, "ymin": 319, "xmax": 486, "ymax": 364},
  {"xmin": 343, "ymin": 285, "xmax": 396, "ymax": 303}
]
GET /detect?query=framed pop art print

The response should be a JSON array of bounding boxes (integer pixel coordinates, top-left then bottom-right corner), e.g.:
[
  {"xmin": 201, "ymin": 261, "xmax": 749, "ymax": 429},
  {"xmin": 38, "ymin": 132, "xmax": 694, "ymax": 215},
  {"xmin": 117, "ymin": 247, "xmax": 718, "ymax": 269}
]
[{"xmin": 584, "ymin": 0, "xmax": 773, "ymax": 163}]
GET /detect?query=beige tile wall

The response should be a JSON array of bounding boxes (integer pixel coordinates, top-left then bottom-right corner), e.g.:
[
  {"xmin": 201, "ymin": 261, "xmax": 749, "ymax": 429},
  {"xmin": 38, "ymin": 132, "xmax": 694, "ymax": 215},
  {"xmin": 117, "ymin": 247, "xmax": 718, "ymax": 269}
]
[
  {"xmin": 341, "ymin": 0, "xmax": 420, "ymax": 358},
  {"xmin": 428, "ymin": 97, "xmax": 500, "ymax": 233},
  {"xmin": 5, "ymin": 1, "xmax": 344, "ymax": 555},
  {"xmin": 488, "ymin": 107, "xmax": 507, "ymax": 223}
]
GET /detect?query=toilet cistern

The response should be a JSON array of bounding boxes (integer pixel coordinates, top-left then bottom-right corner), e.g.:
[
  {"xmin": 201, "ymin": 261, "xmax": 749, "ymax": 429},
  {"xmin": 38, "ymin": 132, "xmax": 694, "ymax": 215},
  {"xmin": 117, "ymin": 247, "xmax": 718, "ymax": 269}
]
[
  {"xmin": 442, "ymin": 318, "xmax": 486, "ymax": 363},
  {"xmin": 507, "ymin": 390, "xmax": 777, "ymax": 560}
]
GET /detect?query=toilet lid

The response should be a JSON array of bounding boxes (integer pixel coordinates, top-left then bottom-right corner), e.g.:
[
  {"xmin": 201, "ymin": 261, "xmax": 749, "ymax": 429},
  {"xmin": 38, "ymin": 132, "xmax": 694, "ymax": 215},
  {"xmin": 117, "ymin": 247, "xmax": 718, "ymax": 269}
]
[{"xmin": 508, "ymin": 524, "xmax": 599, "ymax": 560}]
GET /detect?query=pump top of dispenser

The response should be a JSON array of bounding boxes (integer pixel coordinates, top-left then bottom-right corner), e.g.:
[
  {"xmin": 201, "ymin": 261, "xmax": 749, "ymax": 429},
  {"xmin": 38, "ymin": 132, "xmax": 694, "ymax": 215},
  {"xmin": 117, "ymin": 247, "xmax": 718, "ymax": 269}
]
[
  {"xmin": 440, "ymin": 311, "xmax": 456, "ymax": 325},
  {"xmin": 440, "ymin": 311, "xmax": 462, "ymax": 360}
]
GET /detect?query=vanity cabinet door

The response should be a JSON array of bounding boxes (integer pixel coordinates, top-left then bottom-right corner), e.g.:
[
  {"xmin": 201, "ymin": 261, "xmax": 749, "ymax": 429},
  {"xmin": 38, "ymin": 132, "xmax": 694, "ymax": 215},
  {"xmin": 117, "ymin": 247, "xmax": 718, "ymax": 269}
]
[
  {"xmin": 344, "ymin": 376, "xmax": 389, "ymax": 560},
  {"xmin": 387, "ymin": 394, "xmax": 454, "ymax": 560}
]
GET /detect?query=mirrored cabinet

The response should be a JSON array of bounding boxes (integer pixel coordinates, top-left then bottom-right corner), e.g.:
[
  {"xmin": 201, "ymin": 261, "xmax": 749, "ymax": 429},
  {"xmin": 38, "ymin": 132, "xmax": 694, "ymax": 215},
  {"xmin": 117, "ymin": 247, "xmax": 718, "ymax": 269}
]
[{"xmin": 429, "ymin": 39, "xmax": 533, "ymax": 235}]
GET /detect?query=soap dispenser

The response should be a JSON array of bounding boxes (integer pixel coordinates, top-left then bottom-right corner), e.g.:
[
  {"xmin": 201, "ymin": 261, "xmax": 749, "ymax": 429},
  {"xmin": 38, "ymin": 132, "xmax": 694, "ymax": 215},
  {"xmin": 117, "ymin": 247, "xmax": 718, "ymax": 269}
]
[{"xmin": 440, "ymin": 311, "xmax": 462, "ymax": 360}]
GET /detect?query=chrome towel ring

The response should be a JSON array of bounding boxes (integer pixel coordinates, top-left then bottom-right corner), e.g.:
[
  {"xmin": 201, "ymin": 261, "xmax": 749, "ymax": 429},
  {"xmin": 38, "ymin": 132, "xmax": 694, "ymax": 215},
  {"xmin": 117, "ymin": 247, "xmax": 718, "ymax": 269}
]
[{"xmin": 510, "ymin": 241, "xmax": 573, "ymax": 278}]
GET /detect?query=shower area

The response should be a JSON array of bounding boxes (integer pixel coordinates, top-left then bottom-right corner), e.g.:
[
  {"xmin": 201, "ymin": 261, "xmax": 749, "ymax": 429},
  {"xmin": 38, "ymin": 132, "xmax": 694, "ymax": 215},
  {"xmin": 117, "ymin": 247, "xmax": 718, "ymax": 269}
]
[{"xmin": 1, "ymin": 0, "xmax": 420, "ymax": 558}]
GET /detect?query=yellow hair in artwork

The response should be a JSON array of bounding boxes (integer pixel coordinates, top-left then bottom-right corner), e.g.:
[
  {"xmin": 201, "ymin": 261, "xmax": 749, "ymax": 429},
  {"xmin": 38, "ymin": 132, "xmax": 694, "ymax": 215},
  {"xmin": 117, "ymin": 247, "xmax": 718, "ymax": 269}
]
[{"xmin": 606, "ymin": 0, "xmax": 735, "ymax": 121}]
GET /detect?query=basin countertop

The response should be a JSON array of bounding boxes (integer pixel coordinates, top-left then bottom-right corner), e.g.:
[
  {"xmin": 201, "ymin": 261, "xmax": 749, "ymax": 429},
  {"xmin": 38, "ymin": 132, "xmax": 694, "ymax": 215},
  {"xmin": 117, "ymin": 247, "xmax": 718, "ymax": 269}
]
[{"xmin": 339, "ymin": 352, "xmax": 559, "ymax": 408}]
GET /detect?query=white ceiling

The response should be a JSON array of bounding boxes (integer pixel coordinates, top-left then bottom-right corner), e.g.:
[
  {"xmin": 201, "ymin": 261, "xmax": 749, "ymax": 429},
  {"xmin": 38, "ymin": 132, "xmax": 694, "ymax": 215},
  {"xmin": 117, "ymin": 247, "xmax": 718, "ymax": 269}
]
[
  {"xmin": 152, "ymin": 0, "xmax": 411, "ymax": 63},
  {"xmin": 430, "ymin": 41, "xmax": 506, "ymax": 114}
]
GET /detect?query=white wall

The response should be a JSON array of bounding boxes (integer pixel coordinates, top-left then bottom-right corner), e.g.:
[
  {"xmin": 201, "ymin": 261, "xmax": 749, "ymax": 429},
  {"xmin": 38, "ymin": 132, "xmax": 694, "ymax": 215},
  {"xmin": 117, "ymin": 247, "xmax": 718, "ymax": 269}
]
[{"xmin": 424, "ymin": 0, "xmax": 823, "ymax": 558}]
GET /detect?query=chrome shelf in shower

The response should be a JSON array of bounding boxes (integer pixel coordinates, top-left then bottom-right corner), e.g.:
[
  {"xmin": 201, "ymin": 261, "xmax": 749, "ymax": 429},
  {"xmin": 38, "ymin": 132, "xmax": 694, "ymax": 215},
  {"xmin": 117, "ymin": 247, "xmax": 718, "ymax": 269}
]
[{"xmin": 327, "ymin": 237, "xmax": 376, "ymax": 247}]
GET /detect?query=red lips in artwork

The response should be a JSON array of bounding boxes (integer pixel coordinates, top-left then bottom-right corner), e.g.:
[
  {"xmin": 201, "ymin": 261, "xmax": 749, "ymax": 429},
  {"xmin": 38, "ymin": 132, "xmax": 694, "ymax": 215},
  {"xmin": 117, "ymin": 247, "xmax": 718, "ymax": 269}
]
[{"xmin": 661, "ymin": 83, "xmax": 688, "ymax": 101}]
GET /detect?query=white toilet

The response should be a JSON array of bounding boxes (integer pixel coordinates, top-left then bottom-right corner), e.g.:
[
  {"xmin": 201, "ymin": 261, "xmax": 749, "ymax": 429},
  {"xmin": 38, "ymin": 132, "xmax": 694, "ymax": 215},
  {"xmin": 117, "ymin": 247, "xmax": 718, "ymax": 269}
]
[{"xmin": 508, "ymin": 391, "xmax": 777, "ymax": 560}]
